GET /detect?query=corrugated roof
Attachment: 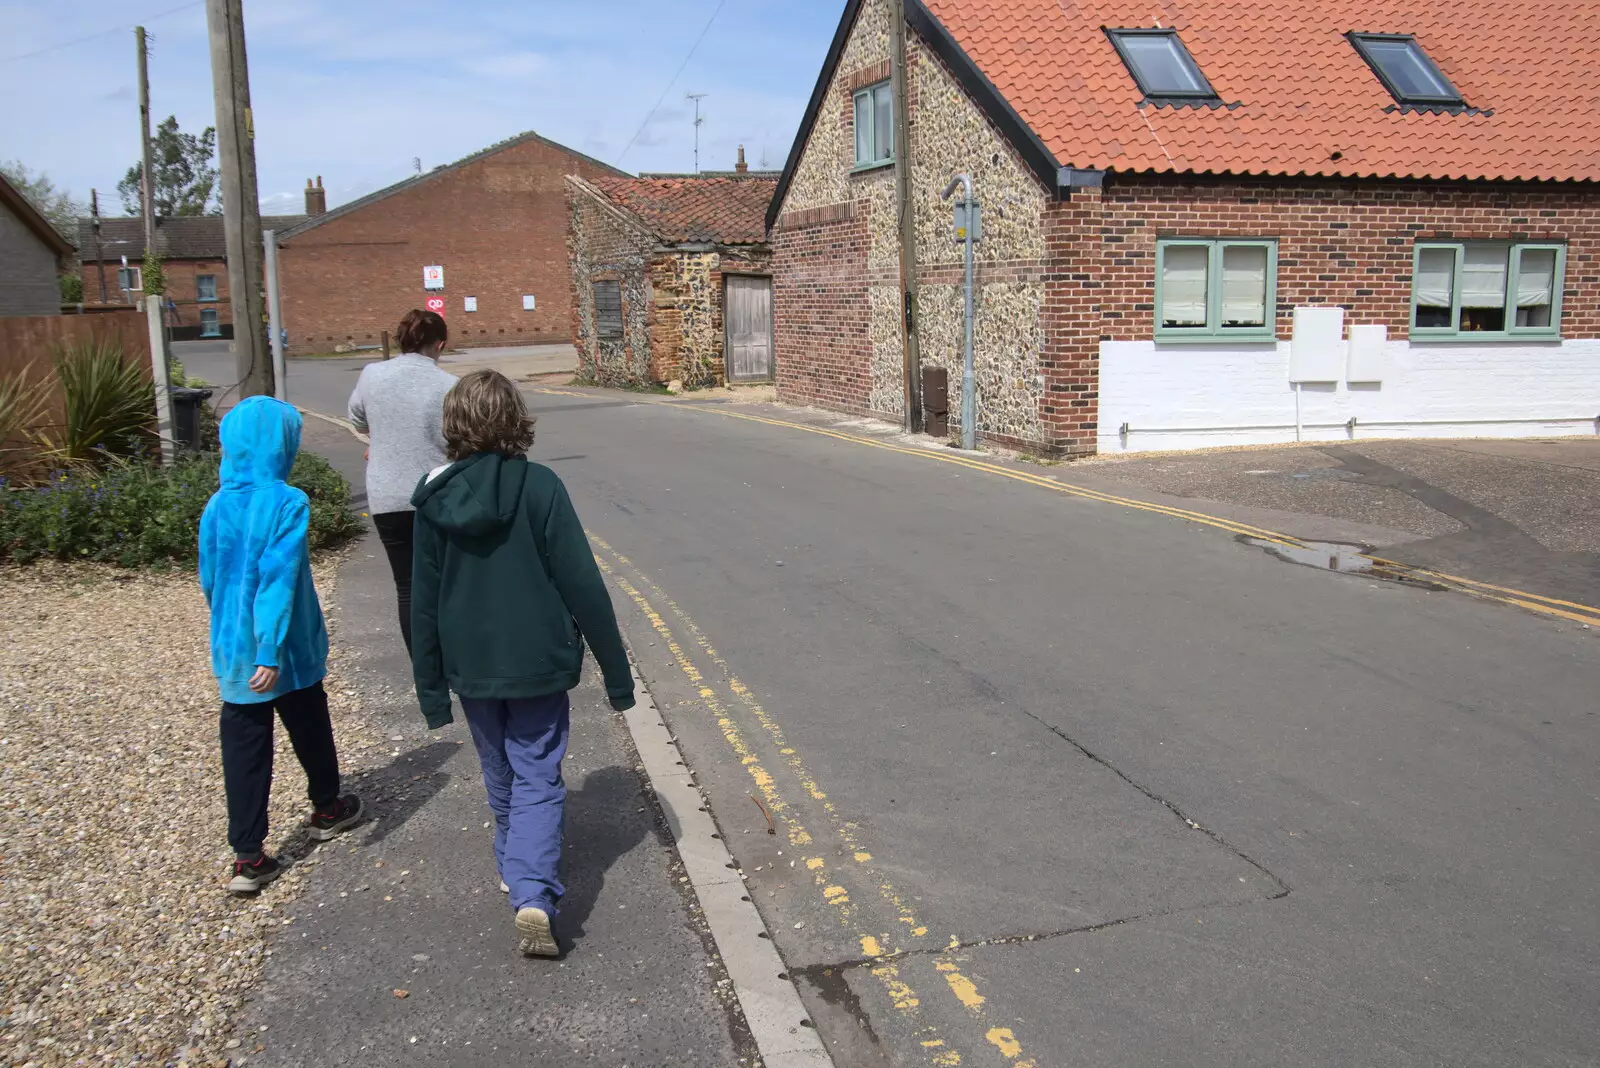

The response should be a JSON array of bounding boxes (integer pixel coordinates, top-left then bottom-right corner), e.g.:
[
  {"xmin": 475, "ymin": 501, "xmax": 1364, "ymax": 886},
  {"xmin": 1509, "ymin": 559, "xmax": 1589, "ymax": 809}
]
[
  {"xmin": 77, "ymin": 215, "xmax": 306, "ymax": 262},
  {"xmin": 919, "ymin": 0, "xmax": 1600, "ymax": 183},
  {"xmin": 588, "ymin": 176, "xmax": 777, "ymax": 245}
]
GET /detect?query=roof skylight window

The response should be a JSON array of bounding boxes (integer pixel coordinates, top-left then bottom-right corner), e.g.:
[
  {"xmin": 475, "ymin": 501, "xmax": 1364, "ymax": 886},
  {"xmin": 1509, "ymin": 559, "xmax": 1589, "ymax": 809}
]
[
  {"xmin": 1349, "ymin": 33, "xmax": 1463, "ymax": 106},
  {"xmin": 1106, "ymin": 29, "xmax": 1217, "ymax": 100}
]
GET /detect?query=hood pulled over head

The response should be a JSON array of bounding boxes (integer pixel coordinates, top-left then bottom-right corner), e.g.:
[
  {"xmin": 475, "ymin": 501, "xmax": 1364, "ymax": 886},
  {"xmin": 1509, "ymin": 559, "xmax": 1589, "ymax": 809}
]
[{"xmin": 219, "ymin": 396, "xmax": 302, "ymax": 489}]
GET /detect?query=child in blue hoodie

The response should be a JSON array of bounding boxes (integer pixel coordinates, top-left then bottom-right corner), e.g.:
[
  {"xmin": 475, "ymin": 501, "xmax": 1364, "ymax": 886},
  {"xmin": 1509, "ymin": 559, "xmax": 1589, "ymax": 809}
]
[{"xmin": 201, "ymin": 396, "xmax": 361, "ymax": 893}]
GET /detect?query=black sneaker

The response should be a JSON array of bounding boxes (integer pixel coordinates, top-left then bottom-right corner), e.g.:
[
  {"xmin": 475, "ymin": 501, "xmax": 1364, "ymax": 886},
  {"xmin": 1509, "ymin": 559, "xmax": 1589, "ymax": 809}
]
[
  {"xmin": 228, "ymin": 855, "xmax": 282, "ymax": 894},
  {"xmin": 308, "ymin": 794, "xmax": 363, "ymax": 842}
]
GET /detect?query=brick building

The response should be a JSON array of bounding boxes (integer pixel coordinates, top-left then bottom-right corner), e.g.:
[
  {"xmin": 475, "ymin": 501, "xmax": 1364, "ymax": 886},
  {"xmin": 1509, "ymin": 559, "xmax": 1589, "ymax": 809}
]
[
  {"xmin": 76, "ymin": 213, "xmax": 305, "ymax": 339},
  {"xmin": 566, "ymin": 156, "xmax": 777, "ymax": 388},
  {"xmin": 0, "ymin": 172, "xmax": 72, "ymax": 317},
  {"xmin": 275, "ymin": 132, "xmax": 624, "ymax": 353},
  {"xmin": 769, "ymin": 0, "xmax": 1600, "ymax": 455}
]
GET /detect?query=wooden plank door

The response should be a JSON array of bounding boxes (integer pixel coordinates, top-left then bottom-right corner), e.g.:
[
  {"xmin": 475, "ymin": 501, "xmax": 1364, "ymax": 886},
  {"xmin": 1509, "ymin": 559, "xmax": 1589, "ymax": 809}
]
[{"xmin": 724, "ymin": 274, "xmax": 773, "ymax": 382}]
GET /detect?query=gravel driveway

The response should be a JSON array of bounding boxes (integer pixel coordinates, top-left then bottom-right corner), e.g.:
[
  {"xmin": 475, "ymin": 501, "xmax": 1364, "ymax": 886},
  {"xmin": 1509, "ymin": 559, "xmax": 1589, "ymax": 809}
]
[{"xmin": 0, "ymin": 557, "xmax": 392, "ymax": 1066}]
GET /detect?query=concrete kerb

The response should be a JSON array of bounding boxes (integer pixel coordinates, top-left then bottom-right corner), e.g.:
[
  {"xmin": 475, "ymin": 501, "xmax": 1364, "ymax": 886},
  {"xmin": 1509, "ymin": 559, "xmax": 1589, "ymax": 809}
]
[{"xmin": 621, "ymin": 663, "xmax": 836, "ymax": 1068}]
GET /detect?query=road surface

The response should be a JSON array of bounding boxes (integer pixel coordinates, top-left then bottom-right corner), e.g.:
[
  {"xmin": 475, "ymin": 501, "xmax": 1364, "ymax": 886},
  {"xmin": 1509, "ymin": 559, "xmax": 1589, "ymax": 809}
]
[{"xmin": 279, "ymin": 365, "xmax": 1600, "ymax": 1066}]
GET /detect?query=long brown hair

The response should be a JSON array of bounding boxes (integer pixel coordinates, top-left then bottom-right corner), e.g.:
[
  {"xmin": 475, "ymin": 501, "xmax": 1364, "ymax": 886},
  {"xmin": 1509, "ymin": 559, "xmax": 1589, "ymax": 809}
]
[
  {"xmin": 442, "ymin": 370, "xmax": 536, "ymax": 461},
  {"xmin": 396, "ymin": 309, "xmax": 448, "ymax": 354}
]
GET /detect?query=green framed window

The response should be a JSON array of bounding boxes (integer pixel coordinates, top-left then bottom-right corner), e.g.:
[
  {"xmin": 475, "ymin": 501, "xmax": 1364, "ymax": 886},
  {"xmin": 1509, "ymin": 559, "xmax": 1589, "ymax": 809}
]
[
  {"xmin": 852, "ymin": 81, "xmax": 894, "ymax": 169},
  {"xmin": 1154, "ymin": 238, "xmax": 1278, "ymax": 341},
  {"xmin": 1411, "ymin": 241, "xmax": 1565, "ymax": 339}
]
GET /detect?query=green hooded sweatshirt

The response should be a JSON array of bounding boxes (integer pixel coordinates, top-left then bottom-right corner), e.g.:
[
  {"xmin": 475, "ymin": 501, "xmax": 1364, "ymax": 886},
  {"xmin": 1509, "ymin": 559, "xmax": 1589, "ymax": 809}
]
[{"xmin": 409, "ymin": 452, "xmax": 635, "ymax": 729}]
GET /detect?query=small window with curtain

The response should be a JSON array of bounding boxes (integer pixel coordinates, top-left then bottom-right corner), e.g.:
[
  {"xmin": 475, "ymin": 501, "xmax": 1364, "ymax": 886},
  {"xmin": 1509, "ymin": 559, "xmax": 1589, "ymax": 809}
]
[
  {"xmin": 592, "ymin": 280, "xmax": 623, "ymax": 340},
  {"xmin": 196, "ymin": 274, "xmax": 218, "ymax": 302},
  {"xmin": 1411, "ymin": 241, "xmax": 1564, "ymax": 339},
  {"xmin": 1154, "ymin": 238, "xmax": 1278, "ymax": 341},
  {"xmin": 852, "ymin": 81, "xmax": 894, "ymax": 168},
  {"xmin": 199, "ymin": 308, "xmax": 221, "ymax": 338}
]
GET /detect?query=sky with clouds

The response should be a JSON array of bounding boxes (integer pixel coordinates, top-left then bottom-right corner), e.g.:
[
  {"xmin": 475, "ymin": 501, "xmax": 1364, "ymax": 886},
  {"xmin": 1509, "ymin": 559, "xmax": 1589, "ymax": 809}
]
[{"xmin": 1, "ymin": 0, "xmax": 843, "ymax": 217}]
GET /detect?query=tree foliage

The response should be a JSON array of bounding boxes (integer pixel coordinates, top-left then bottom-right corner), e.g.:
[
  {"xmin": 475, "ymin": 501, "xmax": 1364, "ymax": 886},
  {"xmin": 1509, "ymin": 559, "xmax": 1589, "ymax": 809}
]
[
  {"xmin": 0, "ymin": 160, "xmax": 84, "ymax": 240},
  {"xmin": 117, "ymin": 116, "xmax": 219, "ymax": 217}
]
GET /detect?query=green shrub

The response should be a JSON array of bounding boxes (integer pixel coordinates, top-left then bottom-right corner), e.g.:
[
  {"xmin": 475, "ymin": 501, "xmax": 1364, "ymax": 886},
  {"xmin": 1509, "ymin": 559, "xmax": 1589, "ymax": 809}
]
[
  {"xmin": 0, "ymin": 449, "xmax": 362, "ymax": 569},
  {"xmin": 0, "ymin": 363, "xmax": 52, "ymax": 481},
  {"xmin": 49, "ymin": 339, "xmax": 154, "ymax": 463}
]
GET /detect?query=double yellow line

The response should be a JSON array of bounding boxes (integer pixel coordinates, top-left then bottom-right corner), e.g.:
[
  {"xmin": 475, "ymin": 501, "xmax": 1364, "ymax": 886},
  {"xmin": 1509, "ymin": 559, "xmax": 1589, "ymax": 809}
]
[
  {"xmin": 537, "ymin": 389, "xmax": 1600, "ymax": 631},
  {"xmin": 591, "ymin": 537, "xmax": 1036, "ymax": 1067}
]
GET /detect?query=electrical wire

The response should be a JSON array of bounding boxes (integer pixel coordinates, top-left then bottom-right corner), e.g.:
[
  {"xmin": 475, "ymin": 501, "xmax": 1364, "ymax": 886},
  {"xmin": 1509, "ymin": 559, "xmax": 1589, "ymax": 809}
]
[
  {"xmin": 2, "ymin": 0, "xmax": 204, "ymax": 63},
  {"xmin": 615, "ymin": 0, "xmax": 729, "ymax": 167}
]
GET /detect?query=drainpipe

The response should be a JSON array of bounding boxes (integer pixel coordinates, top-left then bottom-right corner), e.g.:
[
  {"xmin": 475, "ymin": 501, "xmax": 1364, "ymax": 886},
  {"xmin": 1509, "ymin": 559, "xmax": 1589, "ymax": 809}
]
[{"xmin": 941, "ymin": 174, "xmax": 976, "ymax": 451}]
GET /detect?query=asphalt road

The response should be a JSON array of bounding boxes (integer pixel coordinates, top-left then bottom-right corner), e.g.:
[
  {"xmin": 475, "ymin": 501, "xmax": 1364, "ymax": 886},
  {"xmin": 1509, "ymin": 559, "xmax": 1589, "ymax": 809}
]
[{"xmin": 274, "ymin": 367, "xmax": 1599, "ymax": 1066}]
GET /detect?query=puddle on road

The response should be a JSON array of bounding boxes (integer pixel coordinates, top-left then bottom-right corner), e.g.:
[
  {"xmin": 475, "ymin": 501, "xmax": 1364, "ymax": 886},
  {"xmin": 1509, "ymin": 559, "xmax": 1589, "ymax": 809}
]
[{"xmin": 1243, "ymin": 537, "xmax": 1448, "ymax": 591}]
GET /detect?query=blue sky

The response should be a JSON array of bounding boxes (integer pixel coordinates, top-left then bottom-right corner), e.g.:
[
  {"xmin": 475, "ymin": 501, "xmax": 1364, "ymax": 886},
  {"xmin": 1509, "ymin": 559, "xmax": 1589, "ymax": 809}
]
[{"xmin": 1, "ymin": 0, "xmax": 842, "ymax": 216}]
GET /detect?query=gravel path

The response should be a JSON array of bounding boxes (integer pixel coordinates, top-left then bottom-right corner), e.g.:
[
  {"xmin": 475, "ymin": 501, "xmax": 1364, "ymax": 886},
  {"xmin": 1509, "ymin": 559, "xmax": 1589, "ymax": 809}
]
[{"xmin": 0, "ymin": 557, "xmax": 388, "ymax": 1067}]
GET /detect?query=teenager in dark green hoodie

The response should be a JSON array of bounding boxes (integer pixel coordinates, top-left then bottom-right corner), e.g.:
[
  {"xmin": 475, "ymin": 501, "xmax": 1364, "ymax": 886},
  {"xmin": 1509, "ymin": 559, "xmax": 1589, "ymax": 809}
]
[{"xmin": 410, "ymin": 370, "xmax": 635, "ymax": 958}]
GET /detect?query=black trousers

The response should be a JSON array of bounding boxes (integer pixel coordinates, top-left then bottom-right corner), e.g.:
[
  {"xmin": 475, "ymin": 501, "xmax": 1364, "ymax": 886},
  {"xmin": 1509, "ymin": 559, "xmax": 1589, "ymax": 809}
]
[
  {"xmin": 372, "ymin": 510, "xmax": 415, "ymax": 655},
  {"xmin": 220, "ymin": 682, "xmax": 341, "ymax": 858}
]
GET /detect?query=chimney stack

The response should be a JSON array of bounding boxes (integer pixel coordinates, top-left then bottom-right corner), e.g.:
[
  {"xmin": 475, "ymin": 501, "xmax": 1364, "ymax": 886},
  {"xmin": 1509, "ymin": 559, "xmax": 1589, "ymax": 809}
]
[
  {"xmin": 304, "ymin": 176, "xmax": 326, "ymax": 216},
  {"xmin": 735, "ymin": 145, "xmax": 748, "ymax": 174}
]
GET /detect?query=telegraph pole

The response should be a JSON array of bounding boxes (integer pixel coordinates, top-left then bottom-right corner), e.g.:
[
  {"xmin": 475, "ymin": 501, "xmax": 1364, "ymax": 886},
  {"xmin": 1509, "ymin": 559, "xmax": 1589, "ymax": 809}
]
[
  {"xmin": 90, "ymin": 190, "xmax": 108, "ymax": 304},
  {"xmin": 687, "ymin": 92, "xmax": 707, "ymax": 173},
  {"xmin": 205, "ymin": 0, "xmax": 272, "ymax": 399},
  {"xmin": 137, "ymin": 26, "xmax": 176, "ymax": 463},
  {"xmin": 889, "ymin": 0, "xmax": 922, "ymax": 432}
]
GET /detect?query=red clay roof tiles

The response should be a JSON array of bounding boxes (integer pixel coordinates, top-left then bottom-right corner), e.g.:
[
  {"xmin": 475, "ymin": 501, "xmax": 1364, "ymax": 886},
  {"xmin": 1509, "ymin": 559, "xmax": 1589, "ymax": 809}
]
[
  {"xmin": 918, "ymin": 0, "xmax": 1600, "ymax": 183},
  {"xmin": 591, "ymin": 176, "xmax": 777, "ymax": 245}
]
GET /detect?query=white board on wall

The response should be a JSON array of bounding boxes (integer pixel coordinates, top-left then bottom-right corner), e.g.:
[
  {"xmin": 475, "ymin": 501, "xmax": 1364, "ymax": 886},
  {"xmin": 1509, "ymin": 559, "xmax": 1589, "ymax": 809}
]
[
  {"xmin": 1289, "ymin": 306, "xmax": 1345, "ymax": 383},
  {"xmin": 1347, "ymin": 323, "xmax": 1387, "ymax": 383}
]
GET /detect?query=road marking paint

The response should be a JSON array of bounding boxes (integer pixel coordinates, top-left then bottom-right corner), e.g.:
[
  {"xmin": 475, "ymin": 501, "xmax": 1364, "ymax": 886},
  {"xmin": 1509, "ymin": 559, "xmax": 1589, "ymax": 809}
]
[
  {"xmin": 986, "ymin": 1028, "xmax": 1024, "ymax": 1059},
  {"xmin": 591, "ymin": 538, "xmax": 1038, "ymax": 1065},
  {"xmin": 591, "ymin": 547, "xmax": 956, "ymax": 1063},
  {"xmin": 937, "ymin": 962, "xmax": 986, "ymax": 1009}
]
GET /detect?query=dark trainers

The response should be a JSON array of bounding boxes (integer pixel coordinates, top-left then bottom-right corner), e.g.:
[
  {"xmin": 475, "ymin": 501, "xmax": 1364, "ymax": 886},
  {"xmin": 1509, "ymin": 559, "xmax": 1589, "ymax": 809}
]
[
  {"xmin": 228, "ymin": 855, "xmax": 282, "ymax": 894},
  {"xmin": 515, "ymin": 906, "xmax": 560, "ymax": 958},
  {"xmin": 308, "ymin": 794, "xmax": 363, "ymax": 842}
]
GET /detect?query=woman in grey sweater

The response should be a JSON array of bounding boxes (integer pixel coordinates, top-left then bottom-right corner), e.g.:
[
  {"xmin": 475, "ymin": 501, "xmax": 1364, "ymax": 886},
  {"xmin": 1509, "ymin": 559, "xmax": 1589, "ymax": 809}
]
[{"xmin": 347, "ymin": 309, "xmax": 457, "ymax": 654}]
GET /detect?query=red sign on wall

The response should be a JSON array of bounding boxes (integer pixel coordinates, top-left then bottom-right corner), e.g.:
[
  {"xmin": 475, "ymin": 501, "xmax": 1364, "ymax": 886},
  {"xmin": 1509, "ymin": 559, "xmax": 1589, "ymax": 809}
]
[{"xmin": 425, "ymin": 296, "xmax": 446, "ymax": 318}]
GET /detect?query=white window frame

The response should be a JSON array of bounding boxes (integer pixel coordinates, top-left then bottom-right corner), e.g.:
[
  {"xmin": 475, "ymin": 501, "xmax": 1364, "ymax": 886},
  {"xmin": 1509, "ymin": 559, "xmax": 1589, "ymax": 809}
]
[
  {"xmin": 852, "ymin": 81, "xmax": 894, "ymax": 170},
  {"xmin": 1410, "ymin": 241, "xmax": 1565, "ymax": 340},
  {"xmin": 196, "ymin": 274, "xmax": 218, "ymax": 302},
  {"xmin": 1154, "ymin": 238, "xmax": 1279, "ymax": 342}
]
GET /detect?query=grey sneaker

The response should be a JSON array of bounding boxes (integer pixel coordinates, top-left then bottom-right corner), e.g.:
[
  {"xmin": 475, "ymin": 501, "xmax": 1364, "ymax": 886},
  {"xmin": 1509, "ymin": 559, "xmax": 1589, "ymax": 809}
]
[
  {"xmin": 500, "ymin": 880, "xmax": 509, "ymax": 893},
  {"xmin": 308, "ymin": 795, "xmax": 362, "ymax": 842},
  {"xmin": 228, "ymin": 854, "xmax": 282, "ymax": 894},
  {"xmin": 515, "ymin": 907, "xmax": 559, "ymax": 958}
]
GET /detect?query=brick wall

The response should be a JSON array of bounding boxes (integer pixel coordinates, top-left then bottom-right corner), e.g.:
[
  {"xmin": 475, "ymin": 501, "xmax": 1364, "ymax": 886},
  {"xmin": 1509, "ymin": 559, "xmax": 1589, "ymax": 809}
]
[
  {"xmin": 566, "ymin": 180, "xmax": 655, "ymax": 385},
  {"xmin": 1084, "ymin": 174, "xmax": 1600, "ymax": 452},
  {"xmin": 280, "ymin": 136, "xmax": 618, "ymax": 352},
  {"xmin": 0, "ymin": 206, "xmax": 61, "ymax": 317},
  {"xmin": 772, "ymin": 204, "xmax": 877, "ymax": 416}
]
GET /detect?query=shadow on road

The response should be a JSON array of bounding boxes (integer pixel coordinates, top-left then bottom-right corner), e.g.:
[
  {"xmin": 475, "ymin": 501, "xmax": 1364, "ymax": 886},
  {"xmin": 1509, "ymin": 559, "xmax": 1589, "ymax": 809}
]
[
  {"xmin": 350, "ymin": 740, "xmax": 459, "ymax": 847},
  {"xmin": 558, "ymin": 764, "xmax": 654, "ymax": 946}
]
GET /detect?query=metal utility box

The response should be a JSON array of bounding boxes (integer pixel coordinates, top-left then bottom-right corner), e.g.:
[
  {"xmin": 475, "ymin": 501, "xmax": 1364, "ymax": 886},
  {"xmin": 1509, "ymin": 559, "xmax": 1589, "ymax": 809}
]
[
  {"xmin": 922, "ymin": 365, "xmax": 950, "ymax": 437},
  {"xmin": 952, "ymin": 200, "xmax": 982, "ymax": 244}
]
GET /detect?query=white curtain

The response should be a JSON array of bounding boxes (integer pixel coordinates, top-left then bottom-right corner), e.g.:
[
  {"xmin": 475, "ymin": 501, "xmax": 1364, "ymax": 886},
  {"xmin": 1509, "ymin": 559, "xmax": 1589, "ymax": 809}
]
[
  {"xmin": 1221, "ymin": 245, "xmax": 1268, "ymax": 326},
  {"xmin": 1516, "ymin": 248, "xmax": 1556, "ymax": 307},
  {"xmin": 1414, "ymin": 247, "xmax": 1455, "ymax": 309},
  {"xmin": 854, "ymin": 92, "xmax": 871, "ymax": 164},
  {"xmin": 1460, "ymin": 245, "xmax": 1508, "ymax": 309},
  {"xmin": 1161, "ymin": 245, "xmax": 1209, "ymax": 326}
]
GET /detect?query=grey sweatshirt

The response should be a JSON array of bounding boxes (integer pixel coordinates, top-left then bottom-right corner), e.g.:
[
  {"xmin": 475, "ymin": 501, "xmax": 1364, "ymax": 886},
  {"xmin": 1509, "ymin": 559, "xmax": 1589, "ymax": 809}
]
[{"xmin": 347, "ymin": 353, "xmax": 458, "ymax": 515}]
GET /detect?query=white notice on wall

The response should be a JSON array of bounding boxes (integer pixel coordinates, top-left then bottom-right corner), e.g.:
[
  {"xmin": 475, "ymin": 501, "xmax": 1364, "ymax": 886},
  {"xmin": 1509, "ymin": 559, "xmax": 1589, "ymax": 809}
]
[
  {"xmin": 464, "ymin": 296, "xmax": 478, "ymax": 313},
  {"xmin": 522, "ymin": 294, "xmax": 536, "ymax": 311},
  {"xmin": 423, "ymin": 265, "xmax": 444, "ymax": 290}
]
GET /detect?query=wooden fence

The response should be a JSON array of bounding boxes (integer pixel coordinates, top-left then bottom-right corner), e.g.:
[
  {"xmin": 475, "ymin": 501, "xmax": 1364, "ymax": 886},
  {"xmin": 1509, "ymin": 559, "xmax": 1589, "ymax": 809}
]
[{"xmin": 0, "ymin": 312, "xmax": 153, "ymax": 478}]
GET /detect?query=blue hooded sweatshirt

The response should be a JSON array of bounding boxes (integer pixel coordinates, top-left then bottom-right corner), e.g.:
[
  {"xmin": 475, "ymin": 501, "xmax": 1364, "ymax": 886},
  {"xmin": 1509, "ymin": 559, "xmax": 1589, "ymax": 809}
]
[{"xmin": 199, "ymin": 397, "xmax": 328, "ymax": 705}]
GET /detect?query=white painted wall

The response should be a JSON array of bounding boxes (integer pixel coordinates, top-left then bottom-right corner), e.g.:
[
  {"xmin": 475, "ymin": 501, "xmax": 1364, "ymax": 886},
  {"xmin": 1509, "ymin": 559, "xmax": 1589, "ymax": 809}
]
[{"xmin": 1098, "ymin": 336, "xmax": 1600, "ymax": 453}]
